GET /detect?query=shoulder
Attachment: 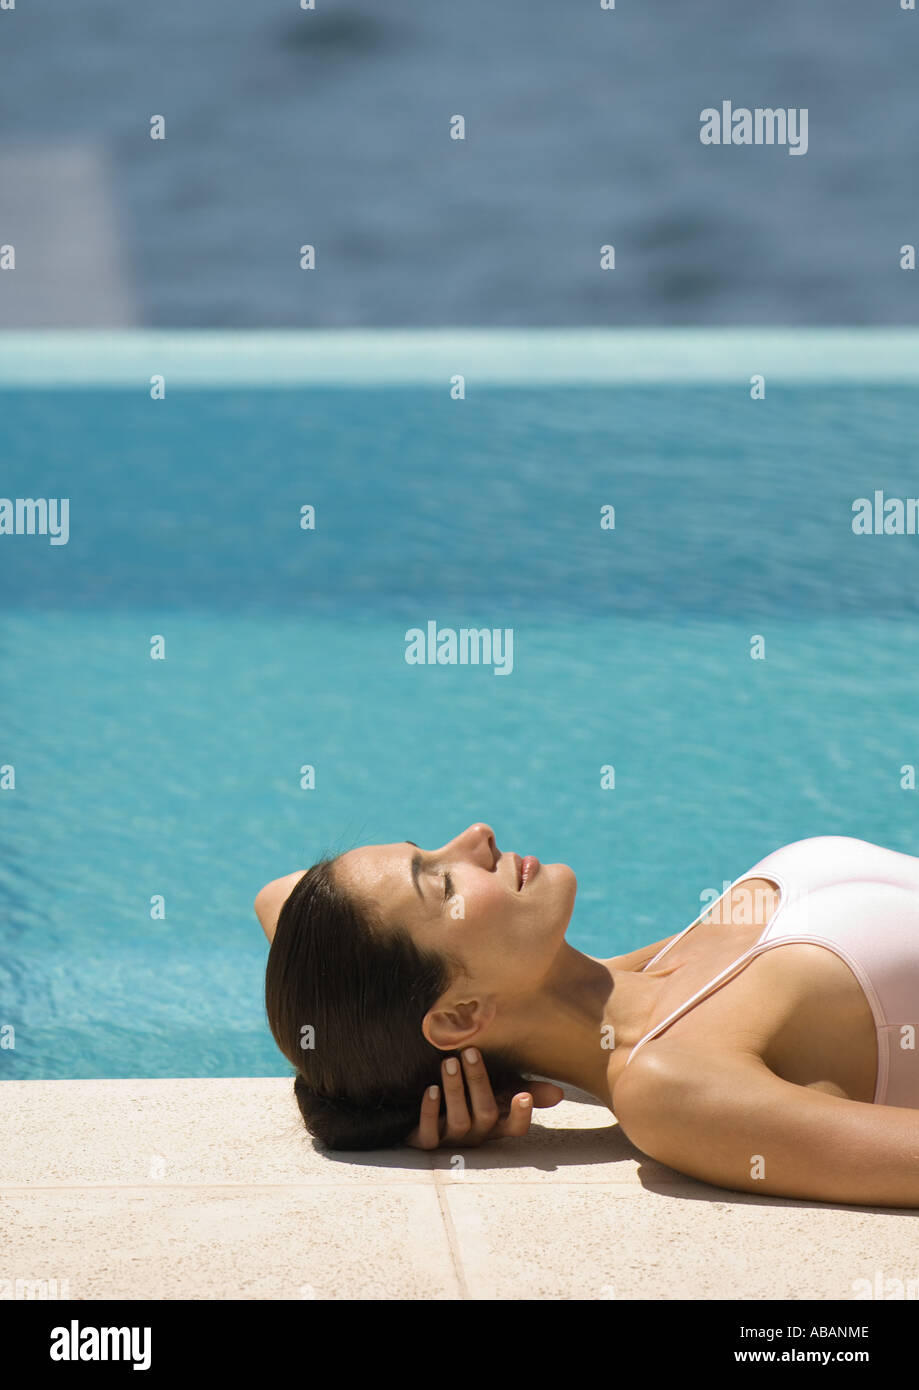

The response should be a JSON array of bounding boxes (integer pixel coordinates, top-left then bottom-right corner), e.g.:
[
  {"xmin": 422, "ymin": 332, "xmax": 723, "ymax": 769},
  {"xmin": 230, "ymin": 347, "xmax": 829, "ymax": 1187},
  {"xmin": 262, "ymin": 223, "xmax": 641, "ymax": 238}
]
[
  {"xmin": 609, "ymin": 1042, "xmax": 781, "ymax": 1184},
  {"xmin": 609, "ymin": 1034, "xmax": 919, "ymax": 1205},
  {"xmin": 610, "ymin": 1042, "xmax": 725, "ymax": 1153},
  {"xmin": 610, "ymin": 1018, "xmax": 809, "ymax": 1161}
]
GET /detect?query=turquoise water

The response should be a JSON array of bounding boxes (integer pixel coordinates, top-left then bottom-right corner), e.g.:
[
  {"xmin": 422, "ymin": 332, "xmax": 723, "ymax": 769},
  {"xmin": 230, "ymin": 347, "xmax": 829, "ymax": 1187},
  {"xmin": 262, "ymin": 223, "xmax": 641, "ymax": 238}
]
[{"xmin": 2, "ymin": 385, "xmax": 919, "ymax": 1078}]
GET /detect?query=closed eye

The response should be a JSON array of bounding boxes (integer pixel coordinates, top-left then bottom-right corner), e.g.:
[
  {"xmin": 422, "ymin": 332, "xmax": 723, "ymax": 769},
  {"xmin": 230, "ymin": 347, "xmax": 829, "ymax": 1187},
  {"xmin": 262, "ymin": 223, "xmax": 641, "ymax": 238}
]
[{"xmin": 405, "ymin": 840, "xmax": 453, "ymax": 906}]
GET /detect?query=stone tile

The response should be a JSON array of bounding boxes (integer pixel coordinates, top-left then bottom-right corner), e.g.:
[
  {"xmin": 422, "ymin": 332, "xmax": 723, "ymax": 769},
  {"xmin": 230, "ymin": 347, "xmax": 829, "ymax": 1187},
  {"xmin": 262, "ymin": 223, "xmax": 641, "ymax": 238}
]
[
  {"xmin": 0, "ymin": 1186, "xmax": 459, "ymax": 1300},
  {"xmin": 0, "ymin": 1079, "xmax": 435, "ymax": 1186},
  {"xmin": 8, "ymin": 1077, "xmax": 917, "ymax": 1301},
  {"xmin": 441, "ymin": 1183, "xmax": 919, "ymax": 1300}
]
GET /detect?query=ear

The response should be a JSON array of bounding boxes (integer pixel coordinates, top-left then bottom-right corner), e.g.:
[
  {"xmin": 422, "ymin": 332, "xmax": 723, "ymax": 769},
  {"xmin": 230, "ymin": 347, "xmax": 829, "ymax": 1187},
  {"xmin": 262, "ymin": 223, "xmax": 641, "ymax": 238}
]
[{"xmin": 423, "ymin": 995, "xmax": 497, "ymax": 1051}]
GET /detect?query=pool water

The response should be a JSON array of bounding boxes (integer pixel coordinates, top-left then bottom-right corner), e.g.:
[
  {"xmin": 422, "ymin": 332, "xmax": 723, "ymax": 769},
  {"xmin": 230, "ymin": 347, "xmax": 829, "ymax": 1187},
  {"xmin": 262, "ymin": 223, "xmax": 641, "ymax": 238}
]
[{"xmin": 2, "ymin": 381, "xmax": 919, "ymax": 1078}]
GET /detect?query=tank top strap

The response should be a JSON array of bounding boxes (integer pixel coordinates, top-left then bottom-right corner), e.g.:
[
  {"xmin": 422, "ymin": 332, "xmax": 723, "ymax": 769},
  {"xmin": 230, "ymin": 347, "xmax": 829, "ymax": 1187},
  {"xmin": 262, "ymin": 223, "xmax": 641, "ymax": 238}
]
[
  {"xmin": 640, "ymin": 865, "xmax": 785, "ymax": 974},
  {"xmin": 627, "ymin": 871, "xmax": 790, "ymax": 1066}
]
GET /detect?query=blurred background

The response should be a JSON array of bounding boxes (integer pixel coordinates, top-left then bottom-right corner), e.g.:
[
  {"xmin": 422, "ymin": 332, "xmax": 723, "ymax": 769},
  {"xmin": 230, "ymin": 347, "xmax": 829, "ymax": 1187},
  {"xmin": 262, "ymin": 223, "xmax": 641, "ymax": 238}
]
[{"xmin": 0, "ymin": 0, "xmax": 915, "ymax": 328}]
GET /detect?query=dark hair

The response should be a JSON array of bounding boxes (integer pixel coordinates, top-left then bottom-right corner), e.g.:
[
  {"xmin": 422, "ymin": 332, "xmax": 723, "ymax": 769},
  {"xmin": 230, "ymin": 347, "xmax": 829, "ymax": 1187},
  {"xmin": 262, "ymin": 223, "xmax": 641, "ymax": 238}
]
[{"xmin": 264, "ymin": 857, "xmax": 532, "ymax": 1150}]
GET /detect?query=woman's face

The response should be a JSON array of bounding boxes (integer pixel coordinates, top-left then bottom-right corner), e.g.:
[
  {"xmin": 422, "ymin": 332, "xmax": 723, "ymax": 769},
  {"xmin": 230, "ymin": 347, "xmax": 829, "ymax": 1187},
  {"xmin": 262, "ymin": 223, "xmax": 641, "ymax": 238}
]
[{"xmin": 255, "ymin": 824, "xmax": 578, "ymax": 1039}]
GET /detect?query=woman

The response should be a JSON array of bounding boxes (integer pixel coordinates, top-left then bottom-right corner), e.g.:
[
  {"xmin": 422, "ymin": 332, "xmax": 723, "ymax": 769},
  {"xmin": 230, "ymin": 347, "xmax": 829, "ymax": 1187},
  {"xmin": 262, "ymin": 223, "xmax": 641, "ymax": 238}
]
[{"xmin": 259, "ymin": 823, "xmax": 919, "ymax": 1207}]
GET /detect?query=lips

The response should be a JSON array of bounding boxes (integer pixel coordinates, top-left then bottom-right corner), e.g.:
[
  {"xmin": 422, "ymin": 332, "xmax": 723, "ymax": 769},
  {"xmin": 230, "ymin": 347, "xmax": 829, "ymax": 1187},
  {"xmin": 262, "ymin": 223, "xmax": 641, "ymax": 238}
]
[{"xmin": 517, "ymin": 855, "xmax": 540, "ymax": 889}]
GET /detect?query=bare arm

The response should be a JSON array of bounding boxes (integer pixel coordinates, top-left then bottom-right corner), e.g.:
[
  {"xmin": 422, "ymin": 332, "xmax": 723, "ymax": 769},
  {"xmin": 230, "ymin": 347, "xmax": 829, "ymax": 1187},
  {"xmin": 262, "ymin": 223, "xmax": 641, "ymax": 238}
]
[{"xmin": 613, "ymin": 1046, "xmax": 919, "ymax": 1208}]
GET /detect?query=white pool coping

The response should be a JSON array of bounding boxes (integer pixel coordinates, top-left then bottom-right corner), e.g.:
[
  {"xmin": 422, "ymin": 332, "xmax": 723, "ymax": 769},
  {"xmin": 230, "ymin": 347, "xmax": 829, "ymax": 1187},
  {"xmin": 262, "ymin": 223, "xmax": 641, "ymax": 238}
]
[
  {"xmin": 3, "ymin": 1077, "xmax": 917, "ymax": 1301},
  {"xmin": 0, "ymin": 328, "xmax": 915, "ymax": 385}
]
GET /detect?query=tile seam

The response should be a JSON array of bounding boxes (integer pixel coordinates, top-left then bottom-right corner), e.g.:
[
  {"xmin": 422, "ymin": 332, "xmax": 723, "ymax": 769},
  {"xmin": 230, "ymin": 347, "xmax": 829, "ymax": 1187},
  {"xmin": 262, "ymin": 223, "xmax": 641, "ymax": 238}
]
[
  {"xmin": 0, "ymin": 1178, "xmax": 677, "ymax": 1192},
  {"xmin": 431, "ymin": 1171, "xmax": 472, "ymax": 1301},
  {"xmin": 0, "ymin": 1178, "xmax": 665, "ymax": 1192}
]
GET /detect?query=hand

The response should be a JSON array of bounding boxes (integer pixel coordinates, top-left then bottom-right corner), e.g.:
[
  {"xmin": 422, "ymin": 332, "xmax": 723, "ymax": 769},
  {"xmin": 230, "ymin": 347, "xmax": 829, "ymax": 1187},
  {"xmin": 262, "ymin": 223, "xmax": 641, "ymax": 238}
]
[{"xmin": 405, "ymin": 1048, "xmax": 564, "ymax": 1149}]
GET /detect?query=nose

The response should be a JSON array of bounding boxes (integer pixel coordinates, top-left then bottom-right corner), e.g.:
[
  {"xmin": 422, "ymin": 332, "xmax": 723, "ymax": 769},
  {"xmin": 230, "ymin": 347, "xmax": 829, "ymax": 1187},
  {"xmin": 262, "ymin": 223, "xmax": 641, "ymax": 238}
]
[{"xmin": 452, "ymin": 822, "xmax": 497, "ymax": 867}]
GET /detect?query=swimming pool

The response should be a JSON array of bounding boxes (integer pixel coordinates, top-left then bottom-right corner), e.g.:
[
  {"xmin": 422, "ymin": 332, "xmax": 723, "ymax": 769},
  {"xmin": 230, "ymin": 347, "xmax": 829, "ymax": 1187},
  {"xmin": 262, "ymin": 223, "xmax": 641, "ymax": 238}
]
[{"xmin": 3, "ymin": 330, "xmax": 919, "ymax": 1079}]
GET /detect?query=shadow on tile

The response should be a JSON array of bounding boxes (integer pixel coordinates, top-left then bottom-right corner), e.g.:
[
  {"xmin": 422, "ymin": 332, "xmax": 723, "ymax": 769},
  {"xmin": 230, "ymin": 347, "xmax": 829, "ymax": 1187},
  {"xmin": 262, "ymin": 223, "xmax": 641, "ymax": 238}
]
[
  {"xmin": 633, "ymin": 1158, "xmax": 919, "ymax": 1216},
  {"xmin": 316, "ymin": 1117, "xmax": 639, "ymax": 1174}
]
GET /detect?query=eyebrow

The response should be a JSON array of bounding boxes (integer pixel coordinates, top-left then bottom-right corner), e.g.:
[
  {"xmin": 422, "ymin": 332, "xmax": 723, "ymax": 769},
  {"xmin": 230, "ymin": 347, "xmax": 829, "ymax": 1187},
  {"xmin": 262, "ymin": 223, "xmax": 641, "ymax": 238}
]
[{"xmin": 405, "ymin": 841, "xmax": 424, "ymax": 899}]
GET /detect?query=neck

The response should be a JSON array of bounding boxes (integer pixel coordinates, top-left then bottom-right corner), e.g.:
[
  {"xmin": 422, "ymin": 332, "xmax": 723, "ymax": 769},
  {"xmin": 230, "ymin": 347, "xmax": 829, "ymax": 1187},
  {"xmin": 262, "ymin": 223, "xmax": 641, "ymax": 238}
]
[{"xmin": 497, "ymin": 943, "xmax": 667, "ymax": 1108}]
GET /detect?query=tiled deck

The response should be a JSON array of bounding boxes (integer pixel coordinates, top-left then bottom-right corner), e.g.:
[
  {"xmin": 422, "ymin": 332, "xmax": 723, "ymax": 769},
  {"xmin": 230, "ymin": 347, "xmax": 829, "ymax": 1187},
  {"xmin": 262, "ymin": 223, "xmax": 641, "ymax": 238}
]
[{"xmin": 3, "ymin": 1078, "xmax": 916, "ymax": 1300}]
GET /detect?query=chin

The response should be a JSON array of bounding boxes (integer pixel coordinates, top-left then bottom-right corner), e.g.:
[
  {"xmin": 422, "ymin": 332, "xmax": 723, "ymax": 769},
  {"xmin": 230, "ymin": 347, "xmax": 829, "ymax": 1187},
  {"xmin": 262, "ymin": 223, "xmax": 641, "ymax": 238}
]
[{"xmin": 543, "ymin": 862, "xmax": 578, "ymax": 918}]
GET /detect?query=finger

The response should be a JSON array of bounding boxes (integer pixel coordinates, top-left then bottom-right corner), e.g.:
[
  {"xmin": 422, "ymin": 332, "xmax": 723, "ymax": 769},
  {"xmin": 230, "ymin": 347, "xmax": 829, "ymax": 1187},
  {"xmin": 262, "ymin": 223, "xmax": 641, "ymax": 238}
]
[
  {"xmin": 458, "ymin": 1048, "xmax": 500, "ymax": 1140},
  {"xmin": 528, "ymin": 1080, "xmax": 565, "ymax": 1109},
  {"xmin": 405, "ymin": 1084, "xmax": 442, "ymax": 1150},
  {"xmin": 490, "ymin": 1092, "xmax": 535, "ymax": 1140},
  {"xmin": 440, "ymin": 1055, "xmax": 473, "ymax": 1142}
]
